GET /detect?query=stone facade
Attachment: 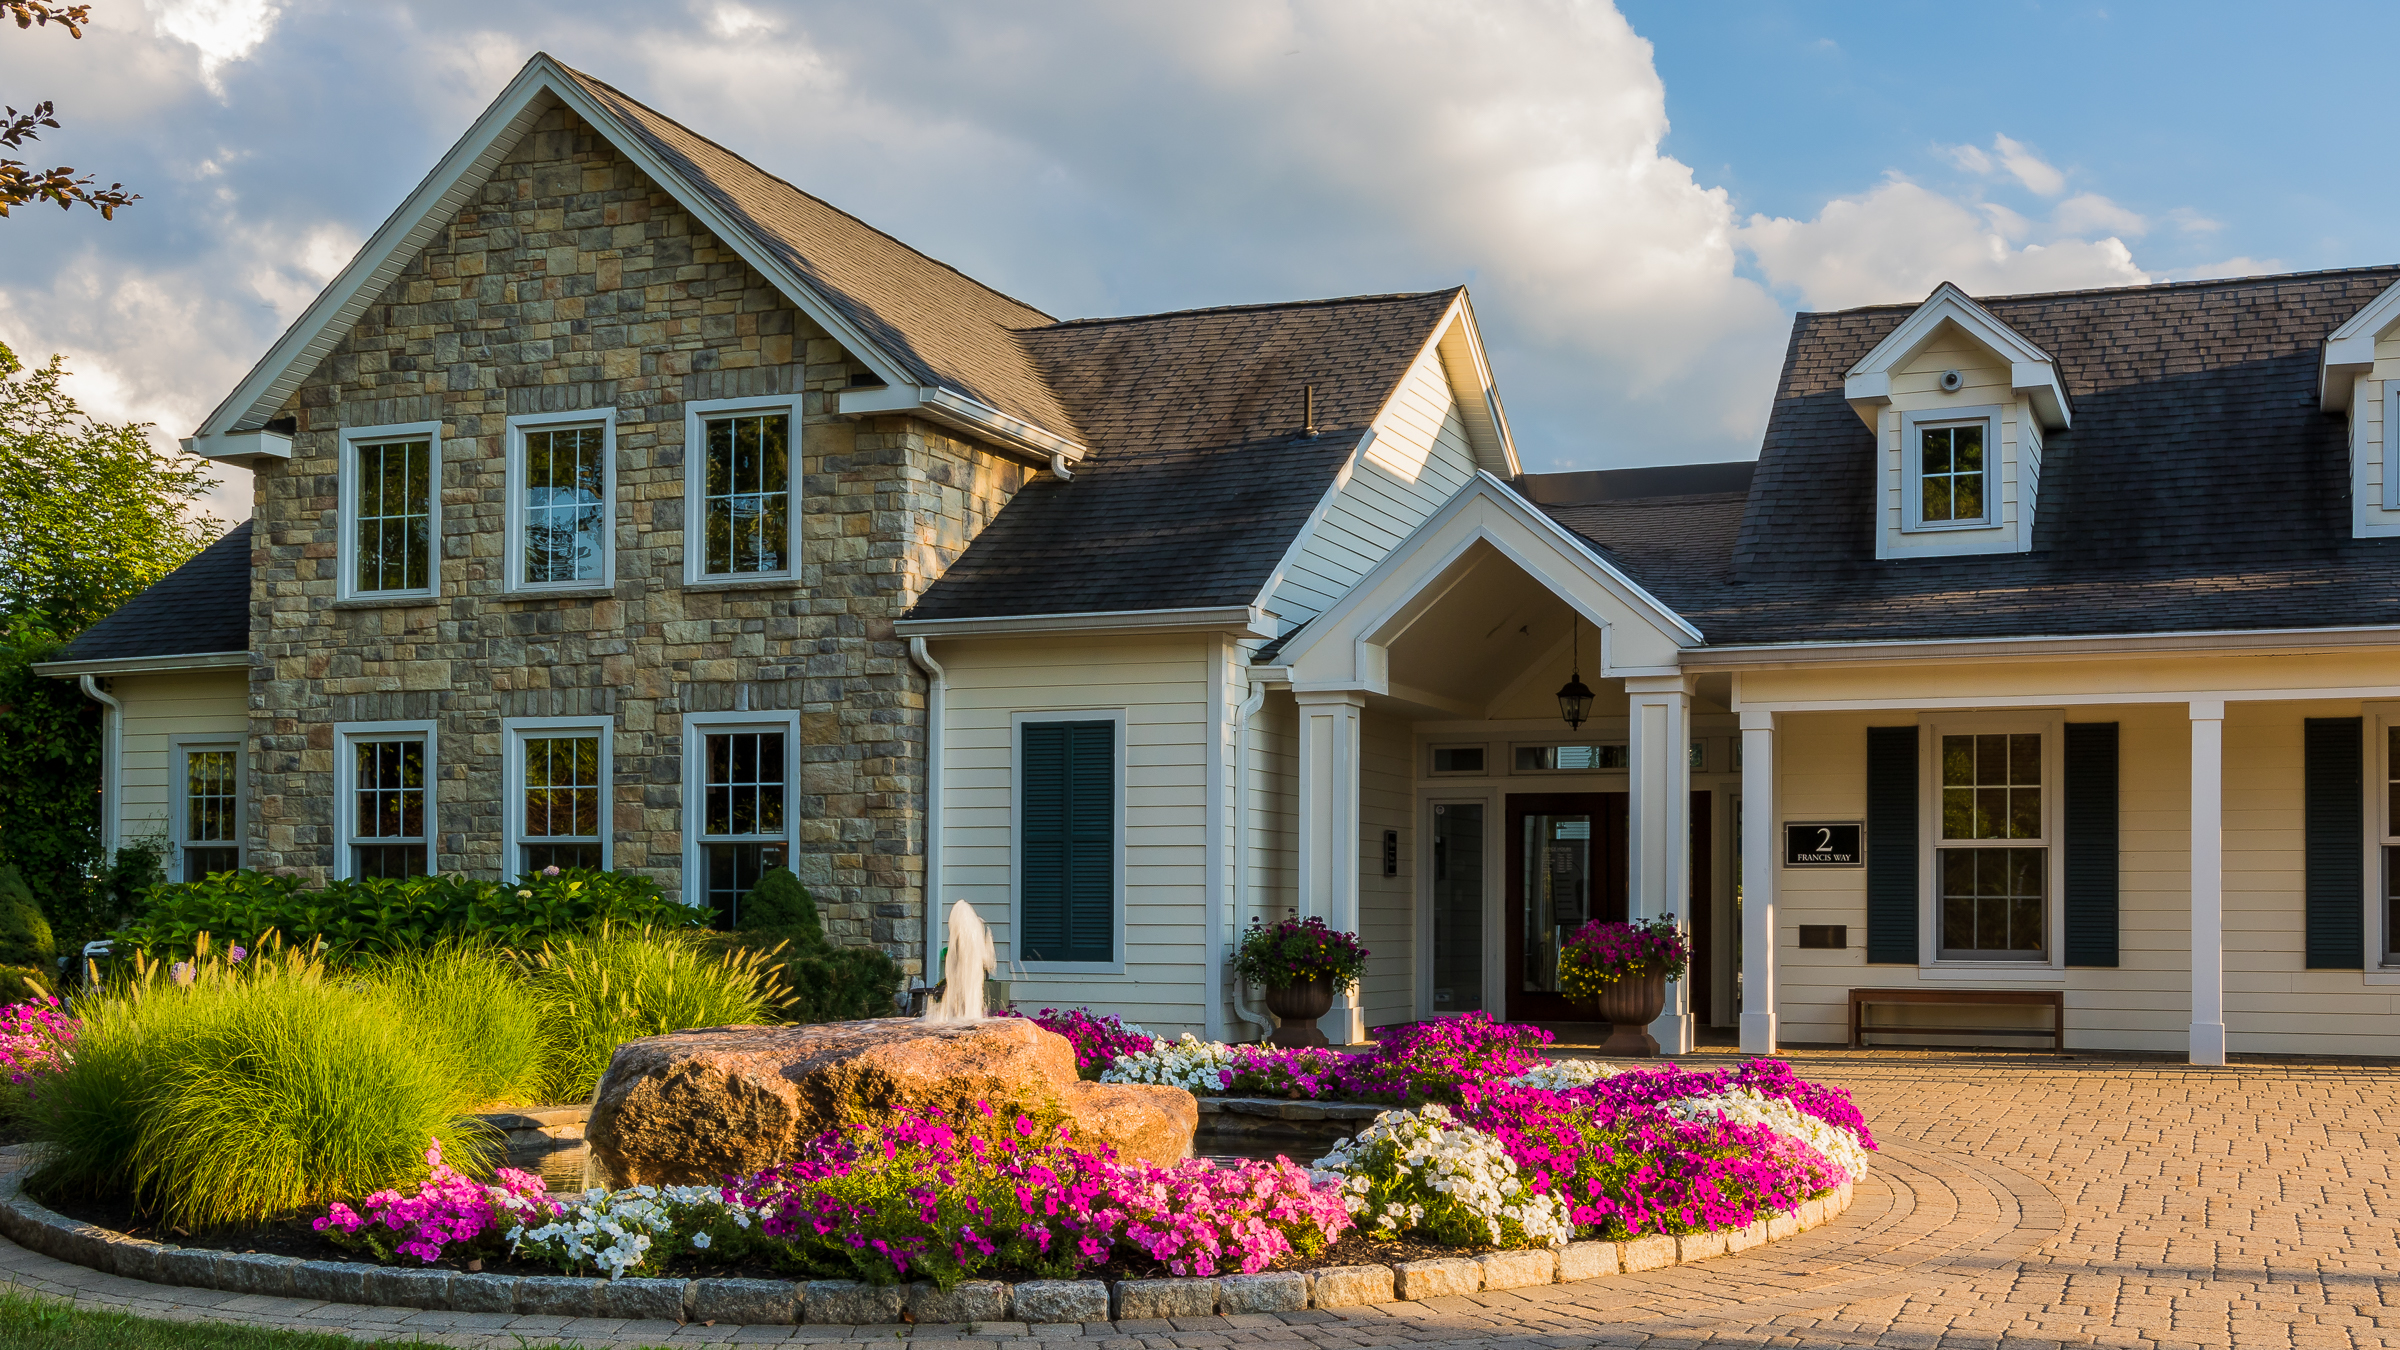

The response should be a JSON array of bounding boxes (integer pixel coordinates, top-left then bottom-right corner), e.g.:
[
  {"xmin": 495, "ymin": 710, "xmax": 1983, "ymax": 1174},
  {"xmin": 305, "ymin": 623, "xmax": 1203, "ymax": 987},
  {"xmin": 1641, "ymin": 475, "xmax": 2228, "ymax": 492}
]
[{"xmin": 247, "ymin": 104, "xmax": 1028, "ymax": 972}]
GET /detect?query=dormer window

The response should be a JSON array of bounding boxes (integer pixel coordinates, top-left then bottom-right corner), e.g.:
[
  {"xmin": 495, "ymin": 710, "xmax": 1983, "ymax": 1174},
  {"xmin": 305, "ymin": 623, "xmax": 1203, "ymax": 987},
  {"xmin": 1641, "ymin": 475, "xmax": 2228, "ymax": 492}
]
[
  {"xmin": 1907, "ymin": 412, "xmax": 1995, "ymax": 530},
  {"xmin": 1845, "ymin": 283, "xmax": 2070, "ymax": 560}
]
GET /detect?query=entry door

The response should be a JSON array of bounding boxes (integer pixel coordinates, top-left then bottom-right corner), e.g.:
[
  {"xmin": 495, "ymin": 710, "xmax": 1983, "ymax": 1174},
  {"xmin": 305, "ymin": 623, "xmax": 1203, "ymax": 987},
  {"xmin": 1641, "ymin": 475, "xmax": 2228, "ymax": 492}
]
[{"xmin": 1504, "ymin": 793, "xmax": 1629, "ymax": 1021}]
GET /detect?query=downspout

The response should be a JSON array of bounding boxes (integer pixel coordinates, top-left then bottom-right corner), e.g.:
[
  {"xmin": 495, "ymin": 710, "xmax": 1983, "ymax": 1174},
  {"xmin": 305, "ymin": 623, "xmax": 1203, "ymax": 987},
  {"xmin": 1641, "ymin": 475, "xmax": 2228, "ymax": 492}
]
[
  {"xmin": 78, "ymin": 676, "xmax": 121, "ymax": 857},
  {"xmin": 907, "ymin": 639, "xmax": 946, "ymax": 990},
  {"xmin": 1230, "ymin": 677, "xmax": 1274, "ymax": 1041}
]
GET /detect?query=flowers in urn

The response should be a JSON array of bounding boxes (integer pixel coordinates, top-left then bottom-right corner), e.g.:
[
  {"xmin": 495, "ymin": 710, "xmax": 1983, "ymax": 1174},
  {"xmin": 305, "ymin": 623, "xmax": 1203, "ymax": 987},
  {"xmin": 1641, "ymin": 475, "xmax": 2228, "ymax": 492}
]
[
  {"xmin": 1231, "ymin": 916, "xmax": 1369, "ymax": 990},
  {"xmin": 1557, "ymin": 916, "xmax": 1689, "ymax": 1004}
]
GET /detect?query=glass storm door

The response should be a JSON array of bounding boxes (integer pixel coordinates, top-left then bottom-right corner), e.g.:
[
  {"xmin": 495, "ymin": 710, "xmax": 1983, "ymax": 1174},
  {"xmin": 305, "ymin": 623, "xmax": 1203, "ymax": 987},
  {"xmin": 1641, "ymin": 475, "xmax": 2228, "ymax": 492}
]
[
  {"xmin": 1504, "ymin": 793, "xmax": 1628, "ymax": 1021},
  {"xmin": 1428, "ymin": 802, "xmax": 1486, "ymax": 1015}
]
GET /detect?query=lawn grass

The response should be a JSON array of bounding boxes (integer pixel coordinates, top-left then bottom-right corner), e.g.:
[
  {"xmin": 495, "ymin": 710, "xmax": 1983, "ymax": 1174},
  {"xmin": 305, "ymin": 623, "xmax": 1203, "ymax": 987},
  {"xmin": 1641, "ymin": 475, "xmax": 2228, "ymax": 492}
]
[{"xmin": 0, "ymin": 1286, "xmax": 665, "ymax": 1349}]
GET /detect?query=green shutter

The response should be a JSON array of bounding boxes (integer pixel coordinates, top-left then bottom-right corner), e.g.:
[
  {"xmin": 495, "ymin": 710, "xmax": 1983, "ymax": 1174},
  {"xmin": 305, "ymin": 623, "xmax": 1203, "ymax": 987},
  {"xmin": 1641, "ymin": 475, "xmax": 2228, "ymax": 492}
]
[
  {"xmin": 2063, "ymin": 722, "xmax": 2120, "ymax": 967},
  {"xmin": 2304, "ymin": 717, "xmax": 2364, "ymax": 970},
  {"xmin": 1865, "ymin": 726, "xmax": 1919, "ymax": 964},
  {"xmin": 1020, "ymin": 720, "xmax": 1115, "ymax": 964}
]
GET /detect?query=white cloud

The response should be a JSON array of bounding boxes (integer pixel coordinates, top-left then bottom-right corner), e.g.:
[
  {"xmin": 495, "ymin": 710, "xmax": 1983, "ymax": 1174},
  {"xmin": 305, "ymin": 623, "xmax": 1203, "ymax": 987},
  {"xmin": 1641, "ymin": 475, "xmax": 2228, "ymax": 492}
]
[
  {"xmin": 148, "ymin": 0, "xmax": 284, "ymax": 95},
  {"xmin": 1740, "ymin": 177, "xmax": 2150, "ymax": 311},
  {"xmin": 1991, "ymin": 134, "xmax": 2066, "ymax": 196},
  {"xmin": 2052, "ymin": 192, "xmax": 2149, "ymax": 238}
]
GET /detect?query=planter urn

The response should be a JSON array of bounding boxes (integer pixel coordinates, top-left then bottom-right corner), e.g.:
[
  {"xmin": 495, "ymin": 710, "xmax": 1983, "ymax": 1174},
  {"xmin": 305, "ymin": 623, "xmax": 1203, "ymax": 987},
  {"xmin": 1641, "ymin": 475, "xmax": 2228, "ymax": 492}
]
[
  {"xmin": 1263, "ymin": 976, "xmax": 1339, "ymax": 1048},
  {"xmin": 1590, "ymin": 969, "xmax": 1669, "ymax": 1057}
]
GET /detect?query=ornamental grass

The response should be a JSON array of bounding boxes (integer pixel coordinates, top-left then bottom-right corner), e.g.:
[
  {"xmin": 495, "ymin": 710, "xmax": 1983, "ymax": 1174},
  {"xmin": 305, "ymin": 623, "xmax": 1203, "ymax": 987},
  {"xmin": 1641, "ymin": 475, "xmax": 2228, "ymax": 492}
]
[
  {"xmin": 27, "ymin": 938, "xmax": 493, "ymax": 1229},
  {"xmin": 527, "ymin": 923, "xmax": 786, "ymax": 1105},
  {"xmin": 360, "ymin": 941, "xmax": 546, "ymax": 1109}
]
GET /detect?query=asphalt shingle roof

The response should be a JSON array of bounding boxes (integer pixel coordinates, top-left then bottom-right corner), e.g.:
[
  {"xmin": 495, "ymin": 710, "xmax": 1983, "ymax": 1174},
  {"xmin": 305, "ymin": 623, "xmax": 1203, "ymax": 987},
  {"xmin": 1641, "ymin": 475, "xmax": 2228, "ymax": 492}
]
[
  {"xmin": 906, "ymin": 291, "xmax": 1461, "ymax": 620},
  {"xmin": 56, "ymin": 521, "xmax": 252, "ymax": 663},
  {"xmin": 1540, "ymin": 267, "xmax": 2400, "ymax": 645},
  {"xmin": 561, "ymin": 67, "xmax": 1086, "ymax": 445}
]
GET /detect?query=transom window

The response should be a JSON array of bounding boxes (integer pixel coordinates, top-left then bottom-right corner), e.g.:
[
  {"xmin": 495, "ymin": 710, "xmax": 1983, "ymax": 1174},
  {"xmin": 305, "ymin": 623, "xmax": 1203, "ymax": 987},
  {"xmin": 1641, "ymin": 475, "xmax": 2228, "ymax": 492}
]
[
  {"xmin": 350, "ymin": 738, "xmax": 428, "ymax": 879},
  {"xmin": 521, "ymin": 424, "xmax": 607, "ymax": 585},
  {"xmin": 354, "ymin": 437, "xmax": 434, "ymax": 592},
  {"xmin": 1513, "ymin": 742, "xmax": 1629, "ymax": 772},
  {"xmin": 520, "ymin": 733, "xmax": 605, "ymax": 873},
  {"xmin": 1937, "ymin": 732, "xmax": 2046, "ymax": 960},
  {"xmin": 179, "ymin": 746, "xmax": 241, "ymax": 880},
  {"xmin": 1917, "ymin": 422, "xmax": 1987, "ymax": 525},
  {"xmin": 698, "ymin": 729, "xmax": 788, "ymax": 927},
  {"xmin": 701, "ymin": 411, "xmax": 791, "ymax": 576}
]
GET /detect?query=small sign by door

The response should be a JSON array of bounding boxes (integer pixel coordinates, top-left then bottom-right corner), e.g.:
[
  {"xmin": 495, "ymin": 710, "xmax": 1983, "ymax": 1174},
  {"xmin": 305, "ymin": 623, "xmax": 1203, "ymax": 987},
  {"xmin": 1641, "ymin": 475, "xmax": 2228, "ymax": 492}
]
[{"xmin": 1783, "ymin": 821, "xmax": 1863, "ymax": 867}]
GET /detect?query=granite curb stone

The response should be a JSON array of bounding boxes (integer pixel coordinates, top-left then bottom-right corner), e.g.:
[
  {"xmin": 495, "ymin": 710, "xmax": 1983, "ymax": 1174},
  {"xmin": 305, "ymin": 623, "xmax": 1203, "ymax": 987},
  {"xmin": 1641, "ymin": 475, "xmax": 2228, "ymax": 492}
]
[
  {"xmin": 514, "ymin": 1274, "xmax": 604, "ymax": 1317},
  {"xmin": 905, "ymin": 1279, "xmax": 1010, "ymax": 1323},
  {"xmin": 691, "ymin": 1277, "xmax": 800, "ymax": 1324},
  {"xmin": 1010, "ymin": 1279, "xmax": 1109, "ymax": 1323},
  {"xmin": 1112, "ymin": 1277, "xmax": 1217, "ymax": 1320},
  {"xmin": 1392, "ymin": 1258, "xmax": 1478, "ymax": 1301},
  {"xmin": 802, "ymin": 1278, "xmax": 905, "ymax": 1325},
  {"xmin": 1476, "ymin": 1248, "xmax": 1556, "ymax": 1291},
  {"xmin": 599, "ymin": 1277, "xmax": 691, "ymax": 1322},
  {"xmin": 1309, "ymin": 1264, "xmax": 1396, "ymax": 1307},
  {"xmin": 1556, "ymin": 1240, "xmax": 1621, "ymax": 1281},
  {"xmin": 1217, "ymin": 1271, "xmax": 1309, "ymax": 1313}
]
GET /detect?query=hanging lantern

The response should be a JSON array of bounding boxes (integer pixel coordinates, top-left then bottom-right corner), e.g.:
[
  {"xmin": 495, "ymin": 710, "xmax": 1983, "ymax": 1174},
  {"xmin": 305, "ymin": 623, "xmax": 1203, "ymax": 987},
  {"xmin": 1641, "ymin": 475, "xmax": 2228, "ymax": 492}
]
[{"xmin": 1556, "ymin": 614, "xmax": 1594, "ymax": 730}]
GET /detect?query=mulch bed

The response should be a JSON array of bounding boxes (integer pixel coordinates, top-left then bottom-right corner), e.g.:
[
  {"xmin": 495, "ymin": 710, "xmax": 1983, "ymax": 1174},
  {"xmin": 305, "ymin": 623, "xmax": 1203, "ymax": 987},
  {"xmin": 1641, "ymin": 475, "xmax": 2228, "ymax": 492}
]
[{"xmin": 42, "ymin": 1189, "xmax": 1484, "ymax": 1286}]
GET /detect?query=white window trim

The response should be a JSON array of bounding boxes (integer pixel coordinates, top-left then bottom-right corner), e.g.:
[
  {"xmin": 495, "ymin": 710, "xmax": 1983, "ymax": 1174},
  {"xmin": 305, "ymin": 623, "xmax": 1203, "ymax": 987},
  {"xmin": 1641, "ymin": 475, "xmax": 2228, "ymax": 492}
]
[
  {"xmin": 167, "ymin": 735, "xmax": 245, "ymax": 882},
  {"xmin": 1425, "ymin": 742, "xmax": 1493, "ymax": 777},
  {"xmin": 682, "ymin": 394, "xmax": 804, "ymax": 588},
  {"xmin": 502, "ymin": 715, "xmax": 613, "ymax": 876},
  {"xmin": 1416, "ymin": 793, "xmax": 1501, "ymax": 1021},
  {"xmin": 680, "ymin": 709, "xmax": 802, "ymax": 913},
  {"xmin": 2384, "ymin": 384, "xmax": 2400, "ymax": 515},
  {"xmin": 1010, "ymin": 708, "xmax": 1128, "ymax": 975},
  {"xmin": 337, "ymin": 420, "xmax": 443, "ymax": 601},
  {"xmin": 1916, "ymin": 712, "xmax": 2066, "ymax": 978},
  {"xmin": 1900, "ymin": 406, "xmax": 2001, "ymax": 533},
  {"xmin": 504, "ymin": 408, "xmax": 617, "ymax": 595},
  {"xmin": 332, "ymin": 720, "xmax": 437, "ymax": 881},
  {"xmin": 2366, "ymin": 706, "xmax": 2400, "ymax": 979}
]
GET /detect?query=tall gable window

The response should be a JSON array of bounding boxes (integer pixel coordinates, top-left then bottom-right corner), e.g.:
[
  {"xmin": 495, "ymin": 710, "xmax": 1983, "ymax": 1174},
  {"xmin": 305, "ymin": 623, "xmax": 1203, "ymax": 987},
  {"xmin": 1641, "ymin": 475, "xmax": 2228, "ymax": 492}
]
[
  {"xmin": 506, "ymin": 410, "xmax": 615, "ymax": 592},
  {"xmin": 339, "ymin": 422, "xmax": 441, "ymax": 599},
  {"xmin": 1017, "ymin": 716, "xmax": 1120, "ymax": 968},
  {"xmin": 683, "ymin": 396, "xmax": 801, "ymax": 585},
  {"xmin": 335, "ymin": 723, "xmax": 434, "ymax": 879}
]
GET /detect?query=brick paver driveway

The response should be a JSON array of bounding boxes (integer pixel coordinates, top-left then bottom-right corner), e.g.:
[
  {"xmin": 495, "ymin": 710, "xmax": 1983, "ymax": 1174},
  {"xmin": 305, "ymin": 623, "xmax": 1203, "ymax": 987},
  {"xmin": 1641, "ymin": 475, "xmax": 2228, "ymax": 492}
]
[{"xmin": 4, "ymin": 1047, "xmax": 2392, "ymax": 1349}]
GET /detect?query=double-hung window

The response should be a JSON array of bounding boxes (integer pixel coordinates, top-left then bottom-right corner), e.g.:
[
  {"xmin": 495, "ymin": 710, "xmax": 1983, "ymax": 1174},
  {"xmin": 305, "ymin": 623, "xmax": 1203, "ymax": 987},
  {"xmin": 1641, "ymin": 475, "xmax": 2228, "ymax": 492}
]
[
  {"xmin": 508, "ymin": 719, "xmax": 609, "ymax": 874},
  {"xmin": 683, "ymin": 713, "xmax": 798, "ymax": 926},
  {"xmin": 336, "ymin": 723, "xmax": 434, "ymax": 879},
  {"xmin": 339, "ymin": 422, "xmax": 441, "ymax": 599},
  {"xmin": 173, "ymin": 740, "xmax": 243, "ymax": 880},
  {"xmin": 1016, "ymin": 716, "xmax": 1121, "ymax": 968},
  {"xmin": 683, "ymin": 397, "xmax": 799, "ymax": 584},
  {"xmin": 1936, "ymin": 732, "xmax": 2048, "ymax": 960},
  {"xmin": 506, "ymin": 411, "xmax": 614, "ymax": 592},
  {"xmin": 2383, "ymin": 726, "xmax": 2400, "ymax": 962},
  {"xmin": 1903, "ymin": 410, "xmax": 1996, "ymax": 531}
]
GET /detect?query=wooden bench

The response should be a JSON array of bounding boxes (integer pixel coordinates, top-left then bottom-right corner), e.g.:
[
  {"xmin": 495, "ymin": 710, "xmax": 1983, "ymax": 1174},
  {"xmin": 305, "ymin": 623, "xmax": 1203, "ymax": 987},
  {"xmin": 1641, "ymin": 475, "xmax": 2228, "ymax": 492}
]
[{"xmin": 1847, "ymin": 987, "xmax": 2065, "ymax": 1054}]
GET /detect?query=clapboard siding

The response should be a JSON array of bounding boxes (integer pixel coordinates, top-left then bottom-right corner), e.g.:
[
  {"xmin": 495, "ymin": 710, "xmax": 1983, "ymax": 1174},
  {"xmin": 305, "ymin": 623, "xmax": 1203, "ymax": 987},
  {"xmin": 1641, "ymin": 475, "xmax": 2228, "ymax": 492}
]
[
  {"xmin": 112, "ymin": 670, "xmax": 250, "ymax": 847},
  {"xmin": 1266, "ymin": 344, "xmax": 1480, "ymax": 629},
  {"xmin": 938, "ymin": 636, "xmax": 1212, "ymax": 1034}
]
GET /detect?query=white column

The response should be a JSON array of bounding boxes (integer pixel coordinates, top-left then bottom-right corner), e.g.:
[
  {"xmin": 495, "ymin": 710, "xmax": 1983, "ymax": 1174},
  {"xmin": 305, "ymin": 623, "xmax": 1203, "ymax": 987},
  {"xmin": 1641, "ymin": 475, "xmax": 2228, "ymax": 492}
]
[
  {"xmin": 1626, "ymin": 673, "xmax": 1695, "ymax": 1055},
  {"xmin": 1296, "ymin": 689, "xmax": 1366, "ymax": 1045},
  {"xmin": 2189, "ymin": 699, "xmax": 2227, "ymax": 1066},
  {"xmin": 1740, "ymin": 709, "xmax": 1778, "ymax": 1055}
]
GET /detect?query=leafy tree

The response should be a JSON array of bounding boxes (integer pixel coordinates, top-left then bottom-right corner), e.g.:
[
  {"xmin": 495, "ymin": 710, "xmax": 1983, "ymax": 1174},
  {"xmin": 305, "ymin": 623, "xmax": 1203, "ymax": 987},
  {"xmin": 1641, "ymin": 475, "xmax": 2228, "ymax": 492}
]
[
  {"xmin": 3, "ymin": 3, "xmax": 136, "ymax": 219},
  {"xmin": 0, "ymin": 341, "xmax": 219, "ymax": 633}
]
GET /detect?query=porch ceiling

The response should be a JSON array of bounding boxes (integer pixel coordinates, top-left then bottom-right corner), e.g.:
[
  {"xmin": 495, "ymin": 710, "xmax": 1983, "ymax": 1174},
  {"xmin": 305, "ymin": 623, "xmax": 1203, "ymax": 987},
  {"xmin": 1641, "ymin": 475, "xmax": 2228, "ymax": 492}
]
[{"xmin": 1383, "ymin": 542, "xmax": 1605, "ymax": 718}]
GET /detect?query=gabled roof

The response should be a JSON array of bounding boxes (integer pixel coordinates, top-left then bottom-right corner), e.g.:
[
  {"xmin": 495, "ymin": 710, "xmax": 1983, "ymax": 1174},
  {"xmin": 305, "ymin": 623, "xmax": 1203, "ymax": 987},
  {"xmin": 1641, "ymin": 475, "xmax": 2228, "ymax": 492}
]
[
  {"xmin": 185, "ymin": 54, "xmax": 1085, "ymax": 464},
  {"xmin": 1547, "ymin": 266, "xmax": 2400, "ymax": 646},
  {"xmin": 40, "ymin": 522, "xmax": 253, "ymax": 669},
  {"xmin": 2319, "ymin": 275, "xmax": 2400, "ymax": 410},
  {"xmin": 1843, "ymin": 281, "xmax": 2071, "ymax": 430},
  {"xmin": 901, "ymin": 291, "xmax": 1463, "ymax": 623}
]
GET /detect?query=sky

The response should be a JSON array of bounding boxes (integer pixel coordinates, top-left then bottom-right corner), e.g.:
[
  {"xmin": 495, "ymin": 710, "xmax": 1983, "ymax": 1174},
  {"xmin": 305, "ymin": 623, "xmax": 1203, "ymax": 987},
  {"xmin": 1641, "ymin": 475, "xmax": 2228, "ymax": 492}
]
[{"xmin": 0, "ymin": 0, "xmax": 2390, "ymax": 527}]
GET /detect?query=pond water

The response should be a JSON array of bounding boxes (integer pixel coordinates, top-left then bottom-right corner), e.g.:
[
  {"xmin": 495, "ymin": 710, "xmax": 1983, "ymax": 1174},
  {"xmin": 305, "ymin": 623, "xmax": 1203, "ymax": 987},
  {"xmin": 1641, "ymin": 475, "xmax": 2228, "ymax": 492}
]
[{"xmin": 1191, "ymin": 1130, "xmax": 1344, "ymax": 1166}]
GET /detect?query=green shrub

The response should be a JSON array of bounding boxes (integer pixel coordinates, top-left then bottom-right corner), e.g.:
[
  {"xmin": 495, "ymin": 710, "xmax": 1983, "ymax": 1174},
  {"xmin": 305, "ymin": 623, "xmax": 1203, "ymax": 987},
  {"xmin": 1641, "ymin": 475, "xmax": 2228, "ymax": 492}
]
[
  {"xmin": 28, "ymin": 941, "xmax": 490, "ymax": 1228},
  {"xmin": 0, "ymin": 964, "xmax": 48, "ymax": 1005},
  {"xmin": 111, "ymin": 867, "xmax": 703, "ymax": 961},
  {"xmin": 529, "ymin": 925, "xmax": 785, "ymax": 1104},
  {"xmin": 0, "ymin": 866, "xmax": 55, "ymax": 972},
  {"xmin": 362, "ymin": 942, "xmax": 545, "ymax": 1109},
  {"xmin": 711, "ymin": 869, "xmax": 899, "ymax": 1023}
]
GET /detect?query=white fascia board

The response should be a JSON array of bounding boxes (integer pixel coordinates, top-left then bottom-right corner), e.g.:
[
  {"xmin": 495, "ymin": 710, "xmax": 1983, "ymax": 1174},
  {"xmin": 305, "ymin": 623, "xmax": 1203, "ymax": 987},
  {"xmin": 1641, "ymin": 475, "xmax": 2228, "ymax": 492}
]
[
  {"xmin": 1683, "ymin": 622, "xmax": 2400, "ymax": 669},
  {"xmin": 1274, "ymin": 474, "xmax": 1702, "ymax": 678},
  {"xmin": 2320, "ymin": 281, "xmax": 2400, "ymax": 411},
  {"xmin": 893, "ymin": 605, "xmax": 1271, "ymax": 639},
  {"xmin": 837, "ymin": 383, "xmax": 1088, "ymax": 467},
  {"xmin": 31, "ymin": 651, "xmax": 250, "ymax": 679},
  {"xmin": 1846, "ymin": 282, "xmax": 2070, "ymax": 429},
  {"xmin": 188, "ymin": 53, "xmax": 958, "ymax": 444},
  {"xmin": 180, "ymin": 429, "xmax": 290, "ymax": 464}
]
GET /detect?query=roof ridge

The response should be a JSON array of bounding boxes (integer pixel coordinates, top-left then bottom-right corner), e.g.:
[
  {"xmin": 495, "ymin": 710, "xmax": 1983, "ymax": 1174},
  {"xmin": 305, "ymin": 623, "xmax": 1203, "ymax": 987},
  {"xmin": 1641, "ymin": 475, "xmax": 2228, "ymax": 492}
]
[
  {"xmin": 1027, "ymin": 287, "xmax": 1461, "ymax": 332},
  {"xmin": 559, "ymin": 61, "xmax": 1060, "ymax": 327},
  {"xmin": 1803, "ymin": 262, "xmax": 2400, "ymax": 319}
]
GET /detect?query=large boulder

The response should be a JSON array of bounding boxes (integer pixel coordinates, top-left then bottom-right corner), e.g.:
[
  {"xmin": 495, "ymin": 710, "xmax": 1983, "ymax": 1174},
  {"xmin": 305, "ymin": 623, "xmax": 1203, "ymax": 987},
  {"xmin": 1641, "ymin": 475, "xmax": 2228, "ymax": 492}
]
[{"xmin": 583, "ymin": 1016, "xmax": 1197, "ymax": 1186}]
